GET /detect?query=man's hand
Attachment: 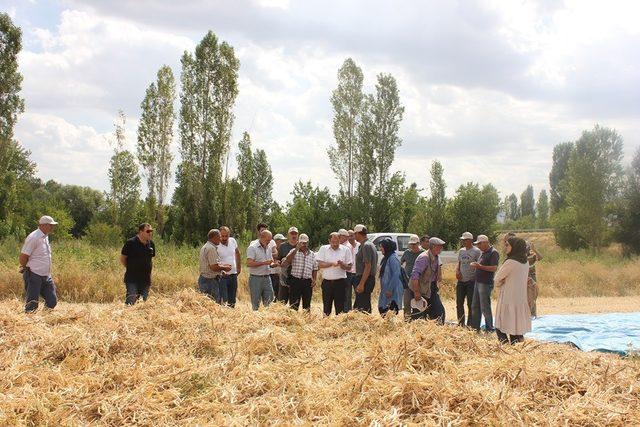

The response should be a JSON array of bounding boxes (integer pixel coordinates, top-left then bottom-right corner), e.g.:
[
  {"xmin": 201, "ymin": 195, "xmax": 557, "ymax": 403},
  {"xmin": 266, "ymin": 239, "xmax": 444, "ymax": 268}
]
[
  {"xmin": 19, "ymin": 265, "xmax": 25, "ymax": 273},
  {"xmin": 413, "ymin": 291, "xmax": 421, "ymax": 301},
  {"xmin": 455, "ymin": 270, "xmax": 462, "ymax": 280},
  {"xmin": 470, "ymin": 262, "xmax": 480, "ymax": 269},
  {"xmin": 311, "ymin": 280, "xmax": 316, "ymax": 288},
  {"xmin": 356, "ymin": 283, "xmax": 364, "ymax": 294}
]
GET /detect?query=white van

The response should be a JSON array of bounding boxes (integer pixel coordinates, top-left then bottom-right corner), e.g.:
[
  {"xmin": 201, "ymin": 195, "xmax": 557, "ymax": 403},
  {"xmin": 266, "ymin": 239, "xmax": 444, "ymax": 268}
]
[{"xmin": 366, "ymin": 232, "xmax": 457, "ymax": 264}]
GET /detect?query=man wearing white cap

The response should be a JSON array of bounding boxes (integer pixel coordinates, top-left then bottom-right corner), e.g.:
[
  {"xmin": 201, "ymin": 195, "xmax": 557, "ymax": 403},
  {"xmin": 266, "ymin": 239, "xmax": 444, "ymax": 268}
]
[
  {"xmin": 409, "ymin": 237, "xmax": 446, "ymax": 323},
  {"xmin": 282, "ymin": 233, "xmax": 317, "ymax": 311},
  {"xmin": 400, "ymin": 235, "xmax": 424, "ymax": 320},
  {"xmin": 456, "ymin": 232, "xmax": 482, "ymax": 327},
  {"xmin": 469, "ymin": 234, "xmax": 500, "ymax": 332},
  {"xmin": 275, "ymin": 226, "xmax": 299, "ymax": 303},
  {"xmin": 19, "ymin": 215, "xmax": 59, "ymax": 312}
]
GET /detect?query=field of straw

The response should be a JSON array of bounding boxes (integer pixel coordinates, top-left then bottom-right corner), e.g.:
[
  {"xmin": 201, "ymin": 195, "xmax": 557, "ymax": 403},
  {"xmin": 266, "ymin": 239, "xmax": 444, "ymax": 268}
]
[{"xmin": 1, "ymin": 290, "xmax": 639, "ymax": 425}]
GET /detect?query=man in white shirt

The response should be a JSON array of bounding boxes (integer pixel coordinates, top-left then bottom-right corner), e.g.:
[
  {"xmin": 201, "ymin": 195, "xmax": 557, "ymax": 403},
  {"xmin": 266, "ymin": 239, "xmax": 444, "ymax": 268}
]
[
  {"xmin": 19, "ymin": 215, "xmax": 59, "ymax": 312},
  {"xmin": 217, "ymin": 226, "xmax": 242, "ymax": 307},
  {"xmin": 317, "ymin": 232, "xmax": 352, "ymax": 316},
  {"xmin": 247, "ymin": 229, "xmax": 278, "ymax": 310}
]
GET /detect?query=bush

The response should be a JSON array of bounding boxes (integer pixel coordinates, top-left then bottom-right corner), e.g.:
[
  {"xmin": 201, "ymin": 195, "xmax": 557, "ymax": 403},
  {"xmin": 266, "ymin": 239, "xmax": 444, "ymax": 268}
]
[
  {"xmin": 84, "ymin": 222, "xmax": 124, "ymax": 247},
  {"xmin": 550, "ymin": 208, "xmax": 587, "ymax": 251}
]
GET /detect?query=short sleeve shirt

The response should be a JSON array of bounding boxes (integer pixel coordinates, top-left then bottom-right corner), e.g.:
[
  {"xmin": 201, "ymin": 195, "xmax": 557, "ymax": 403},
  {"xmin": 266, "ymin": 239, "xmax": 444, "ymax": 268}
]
[
  {"xmin": 247, "ymin": 240, "xmax": 273, "ymax": 275},
  {"xmin": 199, "ymin": 241, "xmax": 221, "ymax": 278},
  {"xmin": 21, "ymin": 228, "xmax": 52, "ymax": 276},
  {"xmin": 317, "ymin": 245, "xmax": 352, "ymax": 280},
  {"xmin": 400, "ymin": 249, "xmax": 424, "ymax": 278},
  {"xmin": 216, "ymin": 237, "xmax": 238, "ymax": 274},
  {"xmin": 356, "ymin": 240, "xmax": 378, "ymax": 276},
  {"xmin": 476, "ymin": 246, "xmax": 500, "ymax": 285},
  {"xmin": 288, "ymin": 248, "xmax": 318, "ymax": 280},
  {"xmin": 458, "ymin": 246, "xmax": 482, "ymax": 282},
  {"xmin": 121, "ymin": 236, "xmax": 155, "ymax": 285}
]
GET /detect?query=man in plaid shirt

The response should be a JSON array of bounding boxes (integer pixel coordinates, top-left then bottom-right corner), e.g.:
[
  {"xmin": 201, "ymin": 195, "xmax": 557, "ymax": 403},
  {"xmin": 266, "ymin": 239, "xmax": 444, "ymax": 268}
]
[{"xmin": 282, "ymin": 233, "xmax": 317, "ymax": 312}]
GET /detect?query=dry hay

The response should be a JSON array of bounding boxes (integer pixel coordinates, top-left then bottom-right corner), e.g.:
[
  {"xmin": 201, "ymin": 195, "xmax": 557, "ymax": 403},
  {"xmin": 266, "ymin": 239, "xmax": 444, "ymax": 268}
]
[{"xmin": 0, "ymin": 290, "xmax": 638, "ymax": 426}]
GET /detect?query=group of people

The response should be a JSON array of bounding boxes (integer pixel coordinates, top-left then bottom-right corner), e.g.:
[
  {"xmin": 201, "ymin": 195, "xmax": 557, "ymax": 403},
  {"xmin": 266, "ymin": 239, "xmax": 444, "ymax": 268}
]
[{"xmin": 19, "ymin": 215, "xmax": 541, "ymax": 345}]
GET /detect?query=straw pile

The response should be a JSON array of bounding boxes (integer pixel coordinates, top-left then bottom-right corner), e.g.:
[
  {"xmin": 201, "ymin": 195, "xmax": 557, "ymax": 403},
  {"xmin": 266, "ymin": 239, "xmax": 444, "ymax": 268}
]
[{"xmin": 1, "ymin": 290, "xmax": 638, "ymax": 425}]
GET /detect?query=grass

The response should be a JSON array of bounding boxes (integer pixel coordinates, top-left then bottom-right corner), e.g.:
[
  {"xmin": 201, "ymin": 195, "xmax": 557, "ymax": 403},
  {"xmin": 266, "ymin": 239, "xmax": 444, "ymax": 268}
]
[
  {"xmin": 1, "ymin": 232, "xmax": 639, "ymax": 304},
  {"xmin": 0, "ymin": 290, "xmax": 638, "ymax": 425}
]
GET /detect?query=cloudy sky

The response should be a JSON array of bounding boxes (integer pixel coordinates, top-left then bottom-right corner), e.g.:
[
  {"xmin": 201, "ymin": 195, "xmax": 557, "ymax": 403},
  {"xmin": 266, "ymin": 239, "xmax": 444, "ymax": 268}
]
[{"xmin": 4, "ymin": 0, "xmax": 639, "ymax": 203}]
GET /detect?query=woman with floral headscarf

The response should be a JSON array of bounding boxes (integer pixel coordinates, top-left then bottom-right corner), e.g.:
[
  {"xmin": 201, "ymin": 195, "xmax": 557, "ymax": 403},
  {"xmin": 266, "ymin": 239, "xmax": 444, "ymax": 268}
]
[
  {"xmin": 378, "ymin": 239, "xmax": 404, "ymax": 315},
  {"xmin": 493, "ymin": 236, "xmax": 532, "ymax": 344}
]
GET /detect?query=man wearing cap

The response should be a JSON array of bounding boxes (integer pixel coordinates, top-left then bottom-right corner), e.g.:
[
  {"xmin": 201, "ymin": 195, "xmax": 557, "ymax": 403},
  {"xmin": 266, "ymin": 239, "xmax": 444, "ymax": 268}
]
[
  {"xmin": 345, "ymin": 229, "xmax": 360, "ymax": 312},
  {"xmin": 338, "ymin": 229, "xmax": 354, "ymax": 312},
  {"xmin": 19, "ymin": 215, "xmax": 59, "ymax": 312},
  {"xmin": 353, "ymin": 224, "xmax": 378, "ymax": 313},
  {"xmin": 400, "ymin": 235, "xmax": 424, "ymax": 320},
  {"xmin": 198, "ymin": 229, "xmax": 232, "ymax": 301},
  {"xmin": 217, "ymin": 226, "xmax": 242, "ymax": 307},
  {"xmin": 409, "ymin": 237, "xmax": 446, "ymax": 324},
  {"xmin": 469, "ymin": 234, "xmax": 500, "ymax": 332},
  {"xmin": 456, "ymin": 232, "xmax": 482, "ymax": 327},
  {"xmin": 275, "ymin": 226, "xmax": 299, "ymax": 304},
  {"xmin": 317, "ymin": 232, "xmax": 352, "ymax": 315},
  {"xmin": 247, "ymin": 229, "xmax": 278, "ymax": 310},
  {"xmin": 120, "ymin": 223, "xmax": 156, "ymax": 305},
  {"xmin": 270, "ymin": 233, "xmax": 287, "ymax": 298},
  {"xmin": 282, "ymin": 233, "xmax": 317, "ymax": 312}
]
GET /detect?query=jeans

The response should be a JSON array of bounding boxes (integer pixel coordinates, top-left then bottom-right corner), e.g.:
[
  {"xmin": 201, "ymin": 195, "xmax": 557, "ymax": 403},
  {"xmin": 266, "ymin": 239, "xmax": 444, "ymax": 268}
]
[
  {"xmin": 456, "ymin": 280, "xmax": 475, "ymax": 326},
  {"xmin": 353, "ymin": 275, "xmax": 375, "ymax": 313},
  {"xmin": 470, "ymin": 281, "xmax": 494, "ymax": 331},
  {"xmin": 197, "ymin": 275, "xmax": 219, "ymax": 301},
  {"xmin": 23, "ymin": 269, "xmax": 57, "ymax": 312},
  {"xmin": 270, "ymin": 273, "xmax": 280, "ymax": 299},
  {"xmin": 125, "ymin": 281, "xmax": 150, "ymax": 305},
  {"xmin": 249, "ymin": 275, "xmax": 274, "ymax": 310},
  {"xmin": 289, "ymin": 276, "xmax": 313, "ymax": 311},
  {"xmin": 219, "ymin": 274, "xmax": 238, "ymax": 307},
  {"xmin": 344, "ymin": 272, "xmax": 355, "ymax": 312},
  {"xmin": 321, "ymin": 278, "xmax": 347, "ymax": 316},
  {"xmin": 496, "ymin": 328, "xmax": 524, "ymax": 344}
]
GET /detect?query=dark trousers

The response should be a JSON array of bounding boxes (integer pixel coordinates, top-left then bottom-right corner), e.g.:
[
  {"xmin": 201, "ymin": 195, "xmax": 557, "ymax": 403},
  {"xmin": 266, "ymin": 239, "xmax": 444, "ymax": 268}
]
[
  {"xmin": 126, "ymin": 281, "xmax": 150, "ymax": 305},
  {"xmin": 321, "ymin": 278, "xmax": 347, "ymax": 316},
  {"xmin": 496, "ymin": 328, "xmax": 524, "ymax": 345},
  {"xmin": 270, "ymin": 273, "xmax": 280, "ymax": 299},
  {"xmin": 427, "ymin": 282, "xmax": 445, "ymax": 324},
  {"xmin": 23, "ymin": 269, "xmax": 57, "ymax": 312},
  {"xmin": 353, "ymin": 275, "xmax": 375, "ymax": 313},
  {"xmin": 344, "ymin": 272, "xmax": 355, "ymax": 312},
  {"xmin": 289, "ymin": 276, "xmax": 313, "ymax": 311},
  {"xmin": 456, "ymin": 280, "xmax": 475, "ymax": 326},
  {"xmin": 219, "ymin": 274, "xmax": 238, "ymax": 307}
]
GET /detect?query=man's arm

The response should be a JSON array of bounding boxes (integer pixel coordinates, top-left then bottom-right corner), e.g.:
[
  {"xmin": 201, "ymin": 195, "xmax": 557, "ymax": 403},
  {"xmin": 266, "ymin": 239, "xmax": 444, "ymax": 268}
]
[
  {"xmin": 119, "ymin": 255, "xmax": 127, "ymax": 267},
  {"xmin": 356, "ymin": 262, "xmax": 372, "ymax": 291},
  {"xmin": 474, "ymin": 264, "xmax": 498, "ymax": 272},
  {"xmin": 455, "ymin": 260, "xmax": 462, "ymax": 280},
  {"xmin": 19, "ymin": 253, "xmax": 29, "ymax": 272},
  {"xmin": 246, "ymin": 257, "xmax": 271, "ymax": 267},
  {"xmin": 311, "ymin": 269, "xmax": 317, "ymax": 286},
  {"xmin": 235, "ymin": 247, "xmax": 242, "ymax": 274},
  {"xmin": 282, "ymin": 248, "xmax": 297, "ymax": 268}
]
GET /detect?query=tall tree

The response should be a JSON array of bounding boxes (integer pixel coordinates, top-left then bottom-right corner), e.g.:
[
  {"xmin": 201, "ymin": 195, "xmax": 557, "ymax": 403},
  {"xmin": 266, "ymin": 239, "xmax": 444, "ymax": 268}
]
[
  {"xmin": 520, "ymin": 185, "xmax": 535, "ymax": 218},
  {"xmin": 252, "ymin": 148, "xmax": 273, "ymax": 223},
  {"xmin": 329, "ymin": 58, "xmax": 364, "ymax": 199},
  {"xmin": 506, "ymin": 193, "xmax": 519, "ymax": 221},
  {"xmin": 536, "ymin": 190, "xmax": 549, "ymax": 228},
  {"xmin": 427, "ymin": 160, "xmax": 447, "ymax": 238},
  {"xmin": 236, "ymin": 131, "xmax": 256, "ymax": 231},
  {"xmin": 137, "ymin": 65, "xmax": 175, "ymax": 235},
  {"xmin": 447, "ymin": 182, "xmax": 500, "ymax": 242},
  {"xmin": 287, "ymin": 181, "xmax": 342, "ymax": 247},
  {"xmin": 567, "ymin": 125, "xmax": 624, "ymax": 250},
  {"xmin": 107, "ymin": 111, "xmax": 141, "ymax": 236},
  {"xmin": 0, "ymin": 13, "xmax": 36, "ymax": 238},
  {"xmin": 401, "ymin": 182, "xmax": 421, "ymax": 233},
  {"xmin": 172, "ymin": 31, "xmax": 240, "ymax": 244},
  {"xmin": 549, "ymin": 142, "xmax": 574, "ymax": 214},
  {"xmin": 367, "ymin": 73, "xmax": 404, "ymax": 193},
  {"xmin": 615, "ymin": 147, "xmax": 640, "ymax": 254}
]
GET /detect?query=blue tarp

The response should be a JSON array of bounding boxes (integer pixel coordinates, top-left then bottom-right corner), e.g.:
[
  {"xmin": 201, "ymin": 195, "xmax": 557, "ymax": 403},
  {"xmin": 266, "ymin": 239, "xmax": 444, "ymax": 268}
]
[{"xmin": 526, "ymin": 312, "xmax": 640, "ymax": 355}]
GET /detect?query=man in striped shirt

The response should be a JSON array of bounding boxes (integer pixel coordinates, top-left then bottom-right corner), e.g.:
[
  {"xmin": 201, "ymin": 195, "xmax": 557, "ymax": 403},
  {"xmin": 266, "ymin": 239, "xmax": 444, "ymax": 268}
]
[{"xmin": 282, "ymin": 233, "xmax": 317, "ymax": 312}]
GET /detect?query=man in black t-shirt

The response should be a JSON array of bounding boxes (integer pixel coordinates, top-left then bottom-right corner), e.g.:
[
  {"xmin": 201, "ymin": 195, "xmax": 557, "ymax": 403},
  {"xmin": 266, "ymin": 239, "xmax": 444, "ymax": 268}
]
[
  {"xmin": 275, "ymin": 226, "xmax": 299, "ymax": 303},
  {"xmin": 120, "ymin": 223, "xmax": 156, "ymax": 305}
]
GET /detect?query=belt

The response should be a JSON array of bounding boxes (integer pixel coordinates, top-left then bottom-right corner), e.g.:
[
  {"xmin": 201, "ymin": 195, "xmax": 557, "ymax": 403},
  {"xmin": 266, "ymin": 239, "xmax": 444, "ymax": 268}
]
[
  {"xmin": 250, "ymin": 274, "xmax": 270, "ymax": 277},
  {"xmin": 323, "ymin": 278, "xmax": 345, "ymax": 283},
  {"xmin": 291, "ymin": 275, "xmax": 312, "ymax": 281}
]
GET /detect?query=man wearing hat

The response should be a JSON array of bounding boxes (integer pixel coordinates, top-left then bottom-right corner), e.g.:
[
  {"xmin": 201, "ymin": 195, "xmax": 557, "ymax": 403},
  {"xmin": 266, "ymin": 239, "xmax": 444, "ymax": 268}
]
[
  {"xmin": 456, "ymin": 232, "xmax": 482, "ymax": 327},
  {"xmin": 282, "ymin": 233, "xmax": 317, "ymax": 311},
  {"xmin": 275, "ymin": 226, "xmax": 299, "ymax": 304},
  {"xmin": 400, "ymin": 235, "xmax": 424, "ymax": 320},
  {"xmin": 409, "ymin": 237, "xmax": 446, "ymax": 323},
  {"xmin": 121, "ymin": 222, "xmax": 157, "ymax": 305},
  {"xmin": 469, "ymin": 234, "xmax": 500, "ymax": 332},
  {"xmin": 19, "ymin": 215, "xmax": 59, "ymax": 312},
  {"xmin": 353, "ymin": 224, "xmax": 378, "ymax": 313}
]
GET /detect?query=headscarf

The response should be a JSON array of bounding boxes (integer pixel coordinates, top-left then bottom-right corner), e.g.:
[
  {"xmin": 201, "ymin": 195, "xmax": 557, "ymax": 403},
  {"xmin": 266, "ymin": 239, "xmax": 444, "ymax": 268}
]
[
  {"xmin": 507, "ymin": 237, "xmax": 528, "ymax": 264},
  {"xmin": 379, "ymin": 238, "xmax": 397, "ymax": 277}
]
